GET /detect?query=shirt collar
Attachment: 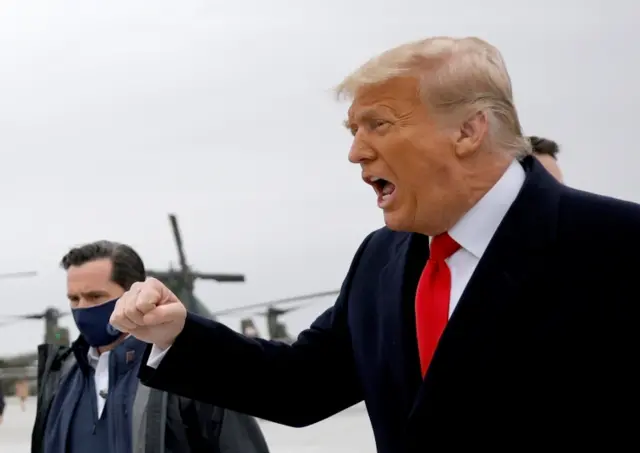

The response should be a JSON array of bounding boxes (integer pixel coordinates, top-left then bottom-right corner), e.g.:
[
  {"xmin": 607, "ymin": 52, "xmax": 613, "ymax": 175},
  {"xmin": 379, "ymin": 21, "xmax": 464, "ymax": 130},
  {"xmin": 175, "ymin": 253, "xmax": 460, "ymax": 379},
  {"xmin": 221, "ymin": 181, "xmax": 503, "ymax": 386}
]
[
  {"xmin": 448, "ymin": 159, "xmax": 525, "ymax": 259},
  {"xmin": 86, "ymin": 333, "xmax": 132, "ymax": 368},
  {"xmin": 87, "ymin": 347, "xmax": 104, "ymax": 369}
]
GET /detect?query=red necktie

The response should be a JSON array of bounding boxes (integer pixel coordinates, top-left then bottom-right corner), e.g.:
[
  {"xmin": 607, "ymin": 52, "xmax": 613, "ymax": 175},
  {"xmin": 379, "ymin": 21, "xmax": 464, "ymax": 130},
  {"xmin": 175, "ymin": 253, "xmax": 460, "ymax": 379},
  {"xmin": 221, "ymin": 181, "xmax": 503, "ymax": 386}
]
[{"xmin": 415, "ymin": 233, "xmax": 461, "ymax": 376}]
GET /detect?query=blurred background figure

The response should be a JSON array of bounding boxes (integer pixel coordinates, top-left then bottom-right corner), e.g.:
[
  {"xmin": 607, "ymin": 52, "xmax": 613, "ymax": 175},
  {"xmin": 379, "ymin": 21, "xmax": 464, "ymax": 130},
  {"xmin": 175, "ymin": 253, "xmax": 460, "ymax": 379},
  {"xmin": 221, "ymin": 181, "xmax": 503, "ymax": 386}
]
[
  {"xmin": 0, "ymin": 380, "xmax": 5, "ymax": 425},
  {"xmin": 243, "ymin": 323, "xmax": 259, "ymax": 338},
  {"xmin": 530, "ymin": 136, "xmax": 563, "ymax": 182},
  {"xmin": 15, "ymin": 378, "xmax": 28, "ymax": 411}
]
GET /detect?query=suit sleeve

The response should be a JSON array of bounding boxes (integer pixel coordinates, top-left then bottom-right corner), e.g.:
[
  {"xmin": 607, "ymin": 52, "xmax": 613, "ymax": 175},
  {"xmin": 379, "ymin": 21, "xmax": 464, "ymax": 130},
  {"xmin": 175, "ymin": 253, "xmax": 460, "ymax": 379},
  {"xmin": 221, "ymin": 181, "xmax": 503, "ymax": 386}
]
[{"xmin": 138, "ymin": 232, "xmax": 374, "ymax": 427}]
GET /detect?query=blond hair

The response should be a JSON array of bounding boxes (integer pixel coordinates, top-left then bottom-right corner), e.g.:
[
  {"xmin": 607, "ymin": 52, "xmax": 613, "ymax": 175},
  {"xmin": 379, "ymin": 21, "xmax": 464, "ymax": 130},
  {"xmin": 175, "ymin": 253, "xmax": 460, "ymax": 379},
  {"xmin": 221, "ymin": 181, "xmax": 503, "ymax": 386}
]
[{"xmin": 335, "ymin": 37, "xmax": 531, "ymax": 157}]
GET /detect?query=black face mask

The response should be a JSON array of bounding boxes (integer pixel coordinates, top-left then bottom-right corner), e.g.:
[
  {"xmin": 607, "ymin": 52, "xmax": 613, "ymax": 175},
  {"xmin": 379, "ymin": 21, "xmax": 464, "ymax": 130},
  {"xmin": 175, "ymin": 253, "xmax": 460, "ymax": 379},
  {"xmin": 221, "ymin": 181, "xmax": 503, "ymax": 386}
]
[{"xmin": 72, "ymin": 298, "xmax": 122, "ymax": 347}]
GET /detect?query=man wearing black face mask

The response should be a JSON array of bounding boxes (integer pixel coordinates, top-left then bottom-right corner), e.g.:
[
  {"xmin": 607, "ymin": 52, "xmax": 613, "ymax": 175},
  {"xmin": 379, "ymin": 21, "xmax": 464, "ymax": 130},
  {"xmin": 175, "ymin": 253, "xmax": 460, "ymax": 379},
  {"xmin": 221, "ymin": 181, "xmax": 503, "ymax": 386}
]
[{"xmin": 31, "ymin": 240, "xmax": 270, "ymax": 453}]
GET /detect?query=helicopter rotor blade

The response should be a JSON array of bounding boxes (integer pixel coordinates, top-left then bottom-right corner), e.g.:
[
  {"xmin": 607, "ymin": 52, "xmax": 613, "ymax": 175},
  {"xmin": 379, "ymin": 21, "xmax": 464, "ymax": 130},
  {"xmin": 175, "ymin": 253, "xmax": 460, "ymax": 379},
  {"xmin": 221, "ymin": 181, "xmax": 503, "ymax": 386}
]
[
  {"xmin": 0, "ymin": 312, "xmax": 46, "ymax": 321},
  {"xmin": 0, "ymin": 312, "xmax": 44, "ymax": 328},
  {"xmin": 0, "ymin": 308, "xmax": 71, "ymax": 323},
  {"xmin": 211, "ymin": 289, "xmax": 340, "ymax": 317},
  {"xmin": 169, "ymin": 214, "xmax": 189, "ymax": 272},
  {"xmin": 253, "ymin": 304, "xmax": 304, "ymax": 316},
  {"xmin": 0, "ymin": 309, "xmax": 71, "ymax": 329},
  {"xmin": 192, "ymin": 272, "xmax": 245, "ymax": 283},
  {"xmin": 146, "ymin": 270, "xmax": 169, "ymax": 280},
  {"xmin": 0, "ymin": 271, "xmax": 37, "ymax": 280},
  {"xmin": 22, "ymin": 313, "xmax": 47, "ymax": 320}
]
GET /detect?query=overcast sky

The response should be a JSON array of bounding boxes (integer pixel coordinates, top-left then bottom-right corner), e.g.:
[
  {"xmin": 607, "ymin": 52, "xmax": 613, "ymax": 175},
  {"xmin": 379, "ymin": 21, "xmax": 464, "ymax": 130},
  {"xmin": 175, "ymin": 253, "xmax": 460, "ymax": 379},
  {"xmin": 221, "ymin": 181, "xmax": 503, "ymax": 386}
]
[{"xmin": 0, "ymin": 0, "xmax": 637, "ymax": 355}]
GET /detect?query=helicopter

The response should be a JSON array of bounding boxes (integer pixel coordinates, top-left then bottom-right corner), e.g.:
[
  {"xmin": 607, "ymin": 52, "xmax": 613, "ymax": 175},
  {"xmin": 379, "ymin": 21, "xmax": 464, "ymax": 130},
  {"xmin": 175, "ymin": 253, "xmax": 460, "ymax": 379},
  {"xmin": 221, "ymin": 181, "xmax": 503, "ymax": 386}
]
[
  {"xmin": 0, "ymin": 271, "xmax": 41, "ymax": 388},
  {"xmin": 145, "ymin": 213, "xmax": 339, "ymax": 342},
  {"xmin": 0, "ymin": 214, "xmax": 339, "ymax": 384},
  {"xmin": 213, "ymin": 289, "xmax": 341, "ymax": 342},
  {"xmin": 145, "ymin": 213, "xmax": 246, "ymax": 314}
]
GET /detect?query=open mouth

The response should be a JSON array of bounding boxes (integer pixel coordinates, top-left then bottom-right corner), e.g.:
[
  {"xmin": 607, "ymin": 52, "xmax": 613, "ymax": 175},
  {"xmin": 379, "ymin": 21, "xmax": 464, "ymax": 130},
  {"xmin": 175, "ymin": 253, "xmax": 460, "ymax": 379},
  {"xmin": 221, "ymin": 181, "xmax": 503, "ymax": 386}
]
[{"xmin": 367, "ymin": 176, "xmax": 396, "ymax": 206}]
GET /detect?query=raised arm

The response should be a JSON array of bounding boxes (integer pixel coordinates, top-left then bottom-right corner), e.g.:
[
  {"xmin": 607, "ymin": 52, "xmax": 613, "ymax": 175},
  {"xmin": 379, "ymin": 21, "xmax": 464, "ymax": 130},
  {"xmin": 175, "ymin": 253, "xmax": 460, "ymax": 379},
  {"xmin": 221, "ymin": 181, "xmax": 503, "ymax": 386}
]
[{"xmin": 136, "ymin": 234, "xmax": 374, "ymax": 427}]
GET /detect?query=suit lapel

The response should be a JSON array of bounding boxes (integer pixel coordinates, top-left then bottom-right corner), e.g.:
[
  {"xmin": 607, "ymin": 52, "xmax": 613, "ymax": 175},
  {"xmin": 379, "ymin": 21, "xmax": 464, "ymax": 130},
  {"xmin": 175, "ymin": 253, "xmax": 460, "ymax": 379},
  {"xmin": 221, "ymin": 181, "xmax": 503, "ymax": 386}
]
[
  {"xmin": 407, "ymin": 156, "xmax": 562, "ymax": 420},
  {"xmin": 378, "ymin": 232, "xmax": 429, "ymax": 407}
]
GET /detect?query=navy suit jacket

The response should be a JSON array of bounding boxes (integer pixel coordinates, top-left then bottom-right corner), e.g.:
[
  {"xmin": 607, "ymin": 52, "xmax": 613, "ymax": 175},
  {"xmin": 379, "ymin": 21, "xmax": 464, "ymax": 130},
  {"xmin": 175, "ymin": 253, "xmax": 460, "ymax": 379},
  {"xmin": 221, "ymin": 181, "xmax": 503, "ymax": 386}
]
[{"xmin": 140, "ymin": 156, "xmax": 640, "ymax": 451}]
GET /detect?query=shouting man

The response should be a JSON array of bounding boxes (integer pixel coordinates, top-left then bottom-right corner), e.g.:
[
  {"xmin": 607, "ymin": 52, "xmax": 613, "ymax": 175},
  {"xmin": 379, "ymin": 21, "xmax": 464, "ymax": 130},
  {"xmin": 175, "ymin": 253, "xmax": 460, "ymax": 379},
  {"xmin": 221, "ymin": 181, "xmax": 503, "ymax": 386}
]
[{"xmin": 112, "ymin": 36, "xmax": 640, "ymax": 451}]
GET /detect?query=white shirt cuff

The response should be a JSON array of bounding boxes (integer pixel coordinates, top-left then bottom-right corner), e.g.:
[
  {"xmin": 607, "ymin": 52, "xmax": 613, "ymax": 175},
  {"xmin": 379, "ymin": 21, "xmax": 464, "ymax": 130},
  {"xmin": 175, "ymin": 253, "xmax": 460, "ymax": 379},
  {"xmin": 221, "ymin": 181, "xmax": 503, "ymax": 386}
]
[{"xmin": 146, "ymin": 345, "xmax": 171, "ymax": 369}]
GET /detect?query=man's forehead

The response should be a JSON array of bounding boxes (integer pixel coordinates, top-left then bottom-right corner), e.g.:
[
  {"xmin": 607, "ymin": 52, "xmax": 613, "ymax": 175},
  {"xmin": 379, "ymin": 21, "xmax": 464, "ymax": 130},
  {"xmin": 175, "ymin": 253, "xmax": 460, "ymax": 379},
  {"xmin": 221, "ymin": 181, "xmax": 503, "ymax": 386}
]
[
  {"xmin": 347, "ymin": 76, "xmax": 421, "ymax": 119},
  {"xmin": 66, "ymin": 259, "xmax": 112, "ymax": 286}
]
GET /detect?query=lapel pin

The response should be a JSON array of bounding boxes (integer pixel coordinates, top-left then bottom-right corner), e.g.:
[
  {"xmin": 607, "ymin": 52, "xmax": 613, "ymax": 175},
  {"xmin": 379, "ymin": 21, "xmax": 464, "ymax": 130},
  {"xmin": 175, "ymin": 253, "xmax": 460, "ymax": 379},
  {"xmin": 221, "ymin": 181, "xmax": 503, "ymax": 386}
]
[{"xmin": 126, "ymin": 350, "xmax": 135, "ymax": 364}]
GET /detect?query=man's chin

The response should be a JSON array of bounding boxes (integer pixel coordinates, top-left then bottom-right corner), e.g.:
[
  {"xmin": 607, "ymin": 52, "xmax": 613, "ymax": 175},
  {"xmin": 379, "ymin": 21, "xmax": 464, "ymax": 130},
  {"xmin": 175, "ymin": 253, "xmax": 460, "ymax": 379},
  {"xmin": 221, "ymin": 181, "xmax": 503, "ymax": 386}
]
[{"xmin": 383, "ymin": 210, "xmax": 412, "ymax": 232}]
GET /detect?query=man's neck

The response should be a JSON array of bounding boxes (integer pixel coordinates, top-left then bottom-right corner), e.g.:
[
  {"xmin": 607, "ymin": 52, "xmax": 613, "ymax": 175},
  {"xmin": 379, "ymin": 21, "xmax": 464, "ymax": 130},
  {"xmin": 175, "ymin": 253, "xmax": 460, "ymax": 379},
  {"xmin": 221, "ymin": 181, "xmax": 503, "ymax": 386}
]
[
  {"xmin": 444, "ymin": 155, "xmax": 513, "ymax": 230},
  {"xmin": 465, "ymin": 154, "xmax": 513, "ymax": 202}
]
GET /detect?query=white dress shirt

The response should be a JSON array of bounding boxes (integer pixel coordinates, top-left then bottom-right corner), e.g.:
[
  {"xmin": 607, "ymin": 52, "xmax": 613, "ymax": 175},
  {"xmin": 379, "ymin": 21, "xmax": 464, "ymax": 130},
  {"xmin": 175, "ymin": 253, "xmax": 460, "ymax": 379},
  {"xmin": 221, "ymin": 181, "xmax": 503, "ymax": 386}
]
[
  {"xmin": 445, "ymin": 158, "xmax": 525, "ymax": 317},
  {"xmin": 148, "ymin": 159, "xmax": 526, "ymax": 367},
  {"xmin": 87, "ymin": 347, "xmax": 110, "ymax": 418}
]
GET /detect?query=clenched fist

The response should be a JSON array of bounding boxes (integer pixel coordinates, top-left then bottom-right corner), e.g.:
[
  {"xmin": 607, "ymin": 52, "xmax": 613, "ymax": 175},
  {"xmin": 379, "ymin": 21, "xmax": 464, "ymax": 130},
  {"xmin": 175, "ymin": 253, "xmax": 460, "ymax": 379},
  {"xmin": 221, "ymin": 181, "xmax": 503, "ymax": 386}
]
[{"xmin": 109, "ymin": 277, "xmax": 187, "ymax": 350}]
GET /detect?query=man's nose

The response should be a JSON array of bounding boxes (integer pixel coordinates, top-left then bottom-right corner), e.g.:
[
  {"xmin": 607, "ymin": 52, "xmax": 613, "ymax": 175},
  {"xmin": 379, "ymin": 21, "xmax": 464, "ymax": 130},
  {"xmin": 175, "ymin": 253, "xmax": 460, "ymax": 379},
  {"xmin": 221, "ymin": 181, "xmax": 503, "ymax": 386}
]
[{"xmin": 348, "ymin": 138, "xmax": 376, "ymax": 164}]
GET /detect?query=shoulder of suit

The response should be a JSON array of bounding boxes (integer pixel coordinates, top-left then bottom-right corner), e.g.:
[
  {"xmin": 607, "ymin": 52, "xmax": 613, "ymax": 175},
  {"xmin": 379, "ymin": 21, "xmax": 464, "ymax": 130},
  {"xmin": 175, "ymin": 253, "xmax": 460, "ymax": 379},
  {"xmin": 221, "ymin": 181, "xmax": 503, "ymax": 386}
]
[
  {"xmin": 558, "ymin": 185, "xmax": 640, "ymax": 248},
  {"xmin": 359, "ymin": 227, "xmax": 412, "ymax": 256},
  {"xmin": 560, "ymin": 185, "xmax": 640, "ymax": 224},
  {"xmin": 368, "ymin": 226, "xmax": 411, "ymax": 243}
]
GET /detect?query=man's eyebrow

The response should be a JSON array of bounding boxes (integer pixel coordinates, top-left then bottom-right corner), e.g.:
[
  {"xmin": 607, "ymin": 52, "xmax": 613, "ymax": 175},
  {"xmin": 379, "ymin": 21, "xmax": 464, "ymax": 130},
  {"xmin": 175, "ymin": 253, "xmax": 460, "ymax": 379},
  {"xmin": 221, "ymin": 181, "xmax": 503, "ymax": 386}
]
[
  {"xmin": 67, "ymin": 290, "xmax": 109, "ymax": 299},
  {"xmin": 83, "ymin": 290, "xmax": 109, "ymax": 297},
  {"xmin": 347, "ymin": 108, "xmax": 380, "ymax": 125}
]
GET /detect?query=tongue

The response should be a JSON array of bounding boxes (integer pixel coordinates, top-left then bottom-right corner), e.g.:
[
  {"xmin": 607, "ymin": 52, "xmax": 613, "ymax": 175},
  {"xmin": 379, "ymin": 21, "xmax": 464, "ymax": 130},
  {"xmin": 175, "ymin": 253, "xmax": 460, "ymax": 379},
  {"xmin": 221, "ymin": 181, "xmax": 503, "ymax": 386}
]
[{"xmin": 382, "ymin": 182, "xmax": 396, "ymax": 196}]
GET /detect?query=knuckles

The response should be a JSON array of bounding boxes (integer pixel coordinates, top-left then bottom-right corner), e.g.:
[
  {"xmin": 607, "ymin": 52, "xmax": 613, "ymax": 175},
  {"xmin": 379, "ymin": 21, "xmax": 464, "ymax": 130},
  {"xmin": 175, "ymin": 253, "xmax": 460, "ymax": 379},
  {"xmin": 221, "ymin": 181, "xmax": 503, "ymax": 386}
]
[
  {"xmin": 145, "ymin": 276, "xmax": 162, "ymax": 287},
  {"xmin": 128, "ymin": 281, "xmax": 143, "ymax": 293},
  {"xmin": 112, "ymin": 278, "xmax": 173, "ymax": 328}
]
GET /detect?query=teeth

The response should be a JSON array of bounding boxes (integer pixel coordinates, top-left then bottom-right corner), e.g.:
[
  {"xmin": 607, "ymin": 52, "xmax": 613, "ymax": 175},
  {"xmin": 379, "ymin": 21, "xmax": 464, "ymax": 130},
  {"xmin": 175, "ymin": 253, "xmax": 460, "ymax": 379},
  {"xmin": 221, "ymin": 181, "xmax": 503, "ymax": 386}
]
[{"xmin": 370, "ymin": 177, "xmax": 380, "ymax": 183}]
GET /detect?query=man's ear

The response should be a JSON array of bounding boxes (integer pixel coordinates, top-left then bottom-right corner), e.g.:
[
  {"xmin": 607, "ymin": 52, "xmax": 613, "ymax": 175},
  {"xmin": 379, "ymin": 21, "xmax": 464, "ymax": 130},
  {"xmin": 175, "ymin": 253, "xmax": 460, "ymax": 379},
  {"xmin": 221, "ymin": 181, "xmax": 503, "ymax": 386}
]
[{"xmin": 454, "ymin": 111, "xmax": 488, "ymax": 158}]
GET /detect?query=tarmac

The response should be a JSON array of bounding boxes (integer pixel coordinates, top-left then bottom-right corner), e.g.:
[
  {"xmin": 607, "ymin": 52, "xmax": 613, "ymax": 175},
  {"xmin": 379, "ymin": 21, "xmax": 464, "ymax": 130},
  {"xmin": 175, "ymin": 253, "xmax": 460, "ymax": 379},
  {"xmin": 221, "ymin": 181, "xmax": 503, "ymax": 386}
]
[{"xmin": 0, "ymin": 396, "xmax": 376, "ymax": 452}]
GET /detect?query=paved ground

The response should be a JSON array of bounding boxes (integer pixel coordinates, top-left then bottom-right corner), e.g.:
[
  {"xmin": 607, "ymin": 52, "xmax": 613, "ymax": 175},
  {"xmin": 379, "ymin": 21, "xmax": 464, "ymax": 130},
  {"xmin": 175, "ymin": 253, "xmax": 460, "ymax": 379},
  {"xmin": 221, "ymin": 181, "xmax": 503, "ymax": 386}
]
[{"xmin": 0, "ymin": 396, "xmax": 376, "ymax": 452}]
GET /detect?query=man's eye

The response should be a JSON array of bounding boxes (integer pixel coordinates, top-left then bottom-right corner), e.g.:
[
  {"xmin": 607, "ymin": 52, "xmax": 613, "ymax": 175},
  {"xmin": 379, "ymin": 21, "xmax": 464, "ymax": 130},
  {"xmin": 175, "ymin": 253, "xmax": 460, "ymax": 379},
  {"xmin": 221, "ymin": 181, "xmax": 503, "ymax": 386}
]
[{"xmin": 371, "ymin": 120, "xmax": 388, "ymax": 129}]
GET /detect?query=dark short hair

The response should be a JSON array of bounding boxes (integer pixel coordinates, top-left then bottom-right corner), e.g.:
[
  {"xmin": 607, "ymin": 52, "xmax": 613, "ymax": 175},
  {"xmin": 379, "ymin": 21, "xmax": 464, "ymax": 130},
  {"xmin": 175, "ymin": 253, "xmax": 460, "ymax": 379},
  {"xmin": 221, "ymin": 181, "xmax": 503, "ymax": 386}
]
[
  {"xmin": 529, "ymin": 136, "xmax": 560, "ymax": 159},
  {"xmin": 60, "ymin": 240, "xmax": 146, "ymax": 291}
]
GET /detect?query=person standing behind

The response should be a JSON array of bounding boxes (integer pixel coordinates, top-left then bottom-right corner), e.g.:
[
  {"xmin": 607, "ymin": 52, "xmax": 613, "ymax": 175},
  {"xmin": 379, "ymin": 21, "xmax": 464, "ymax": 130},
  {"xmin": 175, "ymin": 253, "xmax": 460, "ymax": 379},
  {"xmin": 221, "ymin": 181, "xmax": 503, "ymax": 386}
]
[
  {"xmin": 31, "ymin": 240, "xmax": 270, "ymax": 453},
  {"xmin": 529, "ymin": 135, "xmax": 563, "ymax": 182}
]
